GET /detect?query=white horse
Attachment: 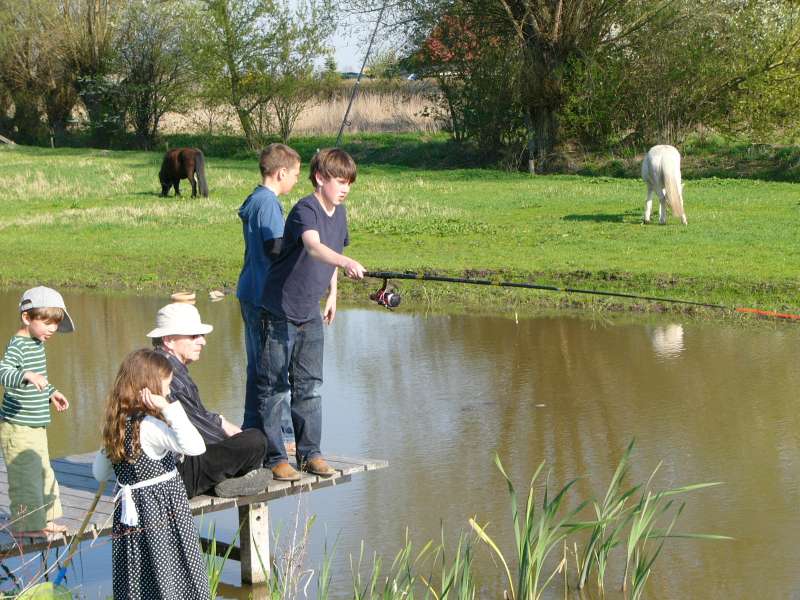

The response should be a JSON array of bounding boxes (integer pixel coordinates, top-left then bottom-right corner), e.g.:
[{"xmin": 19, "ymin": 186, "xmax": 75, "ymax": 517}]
[{"xmin": 641, "ymin": 145, "xmax": 687, "ymax": 225}]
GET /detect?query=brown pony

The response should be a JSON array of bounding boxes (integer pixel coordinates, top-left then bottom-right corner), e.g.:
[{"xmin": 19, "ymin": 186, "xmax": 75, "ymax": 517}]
[{"xmin": 159, "ymin": 148, "xmax": 209, "ymax": 197}]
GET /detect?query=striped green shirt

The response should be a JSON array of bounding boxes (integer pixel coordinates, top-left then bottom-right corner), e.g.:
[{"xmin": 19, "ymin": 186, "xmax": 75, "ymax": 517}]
[{"xmin": 0, "ymin": 335, "xmax": 56, "ymax": 427}]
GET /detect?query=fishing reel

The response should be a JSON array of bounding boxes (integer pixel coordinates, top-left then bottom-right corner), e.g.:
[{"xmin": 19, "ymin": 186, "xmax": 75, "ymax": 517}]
[{"xmin": 370, "ymin": 278, "xmax": 401, "ymax": 309}]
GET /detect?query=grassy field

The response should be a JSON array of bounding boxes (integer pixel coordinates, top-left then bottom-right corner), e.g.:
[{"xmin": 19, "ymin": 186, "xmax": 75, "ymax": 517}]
[{"xmin": 0, "ymin": 140, "xmax": 798, "ymax": 317}]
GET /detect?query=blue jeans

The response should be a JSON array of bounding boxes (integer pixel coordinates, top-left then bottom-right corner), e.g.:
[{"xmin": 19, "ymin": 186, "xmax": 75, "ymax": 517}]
[
  {"xmin": 257, "ymin": 311, "xmax": 324, "ymax": 467},
  {"xmin": 240, "ymin": 300, "xmax": 293, "ymax": 441}
]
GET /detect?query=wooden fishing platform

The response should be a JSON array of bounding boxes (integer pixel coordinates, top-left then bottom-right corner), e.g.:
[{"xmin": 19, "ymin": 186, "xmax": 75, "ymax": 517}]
[{"xmin": 0, "ymin": 451, "xmax": 387, "ymax": 584}]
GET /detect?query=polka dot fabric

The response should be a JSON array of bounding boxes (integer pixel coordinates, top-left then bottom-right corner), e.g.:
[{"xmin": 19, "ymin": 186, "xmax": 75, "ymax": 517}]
[{"xmin": 111, "ymin": 416, "xmax": 210, "ymax": 599}]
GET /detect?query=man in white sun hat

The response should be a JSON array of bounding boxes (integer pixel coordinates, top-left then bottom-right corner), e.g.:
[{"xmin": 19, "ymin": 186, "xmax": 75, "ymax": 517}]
[{"xmin": 147, "ymin": 302, "xmax": 270, "ymax": 498}]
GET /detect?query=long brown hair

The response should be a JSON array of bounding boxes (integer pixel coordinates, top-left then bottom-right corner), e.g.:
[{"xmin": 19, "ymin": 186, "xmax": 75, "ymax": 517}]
[{"xmin": 102, "ymin": 349, "xmax": 173, "ymax": 463}]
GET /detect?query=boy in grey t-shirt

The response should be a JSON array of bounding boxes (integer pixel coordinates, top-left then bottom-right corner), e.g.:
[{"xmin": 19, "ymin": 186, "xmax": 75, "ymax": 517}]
[{"xmin": 258, "ymin": 148, "xmax": 366, "ymax": 481}]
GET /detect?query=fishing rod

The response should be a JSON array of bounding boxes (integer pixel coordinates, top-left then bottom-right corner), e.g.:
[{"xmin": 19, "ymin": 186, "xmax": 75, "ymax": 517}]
[
  {"xmin": 335, "ymin": 0, "xmax": 389, "ymax": 147},
  {"xmin": 364, "ymin": 271, "xmax": 800, "ymax": 321}
]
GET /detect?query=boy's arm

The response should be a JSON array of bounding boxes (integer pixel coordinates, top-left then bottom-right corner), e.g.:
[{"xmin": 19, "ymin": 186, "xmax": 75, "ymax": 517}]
[
  {"xmin": 264, "ymin": 237, "xmax": 283, "ymax": 258},
  {"xmin": 0, "ymin": 343, "xmax": 26, "ymax": 388},
  {"xmin": 323, "ymin": 269, "xmax": 338, "ymax": 325},
  {"xmin": 50, "ymin": 389, "xmax": 68, "ymax": 411},
  {"xmin": 301, "ymin": 229, "xmax": 365, "ymax": 279},
  {"xmin": 259, "ymin": 197, "xmax": 285, "ymax": 259}
]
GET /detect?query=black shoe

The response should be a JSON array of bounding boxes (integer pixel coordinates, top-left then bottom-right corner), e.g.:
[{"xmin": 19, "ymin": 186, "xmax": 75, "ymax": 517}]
[{"xmin": 213, "ymin": 469, "xmax": 271, "ymax": 498}]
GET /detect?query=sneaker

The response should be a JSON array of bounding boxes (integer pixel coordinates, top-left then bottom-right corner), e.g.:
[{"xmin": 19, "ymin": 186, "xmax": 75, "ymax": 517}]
[
  {"xmin": 302, "ymin": 457, "xmax": 336, "ymax": 478},
  {"xmin": 271, "ymin": 462, "xmax": 301, "ymax": 482},
  {"xmin": 214, "ymin": 469, "xmax": 271, "ymax": 498}
]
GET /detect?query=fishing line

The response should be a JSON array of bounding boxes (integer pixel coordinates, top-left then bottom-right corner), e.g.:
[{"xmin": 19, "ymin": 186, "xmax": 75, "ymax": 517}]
[
  {"xmin": 364, "ymin": 271, "xmax": 800, "ymax": 321},
  {"xmin": 335, "ymin": 0, "xmax": 389, "ymax": 147}
]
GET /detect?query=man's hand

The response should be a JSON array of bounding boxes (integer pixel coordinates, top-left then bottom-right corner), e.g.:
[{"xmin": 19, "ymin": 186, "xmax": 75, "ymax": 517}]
[
  {"xmin": 220, "ymin": 415, "xmax": 242, "ymax": 437},
  {"xmin": 323, "ymin": 294, "xmax": 337, "ymax": 325},
  {"xmin": 23, "ymin": 371, "xmax": 48, "ymax": 391},
  {"xmin": 50, "ymin": 391, "xmax": 69, "ymax": 412},
  {"xmin": 342, "ymin": 258, "xmax": 366, "ymax": 280}
]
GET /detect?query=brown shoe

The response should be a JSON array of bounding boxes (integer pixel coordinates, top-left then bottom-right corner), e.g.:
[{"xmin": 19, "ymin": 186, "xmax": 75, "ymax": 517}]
[
  {"xmin": 302, "ymin": 457, "xmax": 336, "ymax": 477},
  {"xmin": 271, "ymin": 462, "xmax": 301, "ymax": 481}
]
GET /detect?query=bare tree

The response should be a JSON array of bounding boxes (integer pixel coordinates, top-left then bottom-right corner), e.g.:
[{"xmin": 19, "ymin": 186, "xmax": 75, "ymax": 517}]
[
  {"xmin": 192, "ymin": 0, "xmax": 334, "ymax": 149},
  {"xmin": 115, "ymin": 0, "xmax": 193, "ymax": 147}
]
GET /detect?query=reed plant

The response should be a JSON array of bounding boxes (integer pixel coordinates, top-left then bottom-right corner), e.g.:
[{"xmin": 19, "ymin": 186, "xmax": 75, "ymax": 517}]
[
  {"xmin": 470, "ymin": 455, "xmax": 592, "ymax": 600},
  {"xmin": 565, "ymin": 441, "xmax": 731, "ymax": 598},
  {"xmin": 254, "ymin": 513, "xmax": 318, "ymax": 599},
  {"xmin": 621, "ymin": 466, "xmax": 729, "ymax": 600},
  {"xmin": 233, "ymin": 447, "xmax": 727, "ymax": 600},
  {"xmin": 203, "ymin": 521, "xmax": 239, "ymax": 599},
  {"xmin": 420, "ymin": 531, "xmax": 476, "ymax": 600},
  {"xmin": 350, "ymin": 532, "xmax": 433, "ymax": 600},
  {"xmin": 576, "ymin": 439, "xmax": 640, "ymax": 592}
]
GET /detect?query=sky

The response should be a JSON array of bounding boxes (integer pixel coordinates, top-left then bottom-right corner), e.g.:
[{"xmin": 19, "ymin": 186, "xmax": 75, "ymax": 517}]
[{"xmin": 331, "ymin": 12, "xmax": 371, "ymax": 72}]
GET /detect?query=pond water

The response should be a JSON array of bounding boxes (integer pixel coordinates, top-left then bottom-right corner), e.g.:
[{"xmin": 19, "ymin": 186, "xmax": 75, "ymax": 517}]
[{"xmin": 0, "ymin": 288, "xmax": 798, "ymax": 598}]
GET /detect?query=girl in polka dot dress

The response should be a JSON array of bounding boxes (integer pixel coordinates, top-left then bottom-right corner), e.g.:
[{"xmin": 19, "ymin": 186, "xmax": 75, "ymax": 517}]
[{"xmin": 93, "ymin": 349, "xmax": 210, "ymax": 599}]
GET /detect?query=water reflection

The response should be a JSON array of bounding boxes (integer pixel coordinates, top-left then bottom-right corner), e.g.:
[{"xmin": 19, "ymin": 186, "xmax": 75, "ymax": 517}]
[
  {"xmin": 0, "ymin": 288, "xmax": 798, "ymax": 599},
  {"xmin": 650, "ymin": 323, "xmax": 685, "ymax": 359}
]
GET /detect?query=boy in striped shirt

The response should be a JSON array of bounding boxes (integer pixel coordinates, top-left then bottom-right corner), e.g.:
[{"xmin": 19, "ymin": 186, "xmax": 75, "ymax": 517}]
[{"xmin": 0, "ymin": 286, "xmax": 75, "ymax": 538}]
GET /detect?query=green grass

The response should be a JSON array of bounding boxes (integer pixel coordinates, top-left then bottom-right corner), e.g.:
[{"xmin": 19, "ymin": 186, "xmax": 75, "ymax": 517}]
[{"xmin": 1, "ymin": 141, "xmax": 798, "ymax": 316}]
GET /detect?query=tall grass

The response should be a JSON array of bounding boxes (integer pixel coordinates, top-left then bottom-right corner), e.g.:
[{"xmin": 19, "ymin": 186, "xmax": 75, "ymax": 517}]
[
  {"xmin": 622, "ymin": 467, "xmax": 729, "ymax": 600},
  {"xmin": 160, "ymin": 92, "xmax": 441, "ymax": 138},
  {"xmin": 576, "ymin": 439, "xmax": 640, "ymax": 592},
  {"xmin": 229, "ymin": 444, "xmax": 725, "ymax": 600},
  {"xmin": 469, "ymin": 456, "xmax": 591, "ymax": 600}
]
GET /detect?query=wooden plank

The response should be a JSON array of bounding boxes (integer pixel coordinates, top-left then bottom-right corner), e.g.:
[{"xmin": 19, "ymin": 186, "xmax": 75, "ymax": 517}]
[
  {"xmin": 0, "ymin": 450, "xmax": 387, "ymax": 558},
  {"xmin": 327, "ymin": 454, "xmax": 389, "ymax": 470}
]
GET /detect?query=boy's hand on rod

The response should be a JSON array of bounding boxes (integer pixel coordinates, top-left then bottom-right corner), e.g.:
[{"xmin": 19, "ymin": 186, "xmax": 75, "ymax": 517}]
[{"xmin": 343, "ymin": 258, "xmax": 366, "ymax": 280}]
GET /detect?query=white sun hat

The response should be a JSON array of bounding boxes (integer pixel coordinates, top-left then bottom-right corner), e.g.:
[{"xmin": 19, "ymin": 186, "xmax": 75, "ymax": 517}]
[
  {"xmin": 19, "ymin": 286, "xmax": 75, "ymax": 333},
  {"xmin": 146, "ymin": 302, "xmax": 214, "ymax": 338}
]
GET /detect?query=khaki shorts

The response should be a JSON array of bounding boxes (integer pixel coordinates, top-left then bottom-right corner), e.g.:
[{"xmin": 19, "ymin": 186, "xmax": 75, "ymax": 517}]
[{"xmin": 0, "ymin": 420, "xmax": 62, "ymax": 531}]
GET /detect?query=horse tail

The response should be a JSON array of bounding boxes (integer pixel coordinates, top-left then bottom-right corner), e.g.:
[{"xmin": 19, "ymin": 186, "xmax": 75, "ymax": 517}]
[
  {"xmin": 194, "ymin": 149, "xmax": 209, "ymax": 197},
  {"xmin": 661, "ymin": 147, "xmax": 685, "ymax": 223}
]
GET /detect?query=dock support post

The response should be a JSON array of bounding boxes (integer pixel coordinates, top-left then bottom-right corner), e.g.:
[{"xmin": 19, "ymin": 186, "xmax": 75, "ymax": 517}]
[{"xmin": 239, "ymin": 502, "xmax": 270, "ymax": 584}]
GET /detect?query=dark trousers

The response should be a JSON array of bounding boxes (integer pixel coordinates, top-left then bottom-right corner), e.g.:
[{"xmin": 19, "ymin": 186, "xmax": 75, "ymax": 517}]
[
  {"xmin": 240, "ymin": 300, "xmax": 294, "ymax": 440},
  {"xmin": 176, "ymin": 428, "xmax": 266, "ymax": 498},
  {"xmin": 257, "ymin": 311, "xmax": 324, "ymax": 468}
]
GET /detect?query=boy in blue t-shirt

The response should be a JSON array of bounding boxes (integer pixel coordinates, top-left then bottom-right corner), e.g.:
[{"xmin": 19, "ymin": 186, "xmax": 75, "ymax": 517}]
[
  {"xmin": 236, "ymin": 144, "xmax": 301, "ymax": 448},
  {"xmin": 258, "ymin": 148, "xmax": 366, "ymax": 481}
]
